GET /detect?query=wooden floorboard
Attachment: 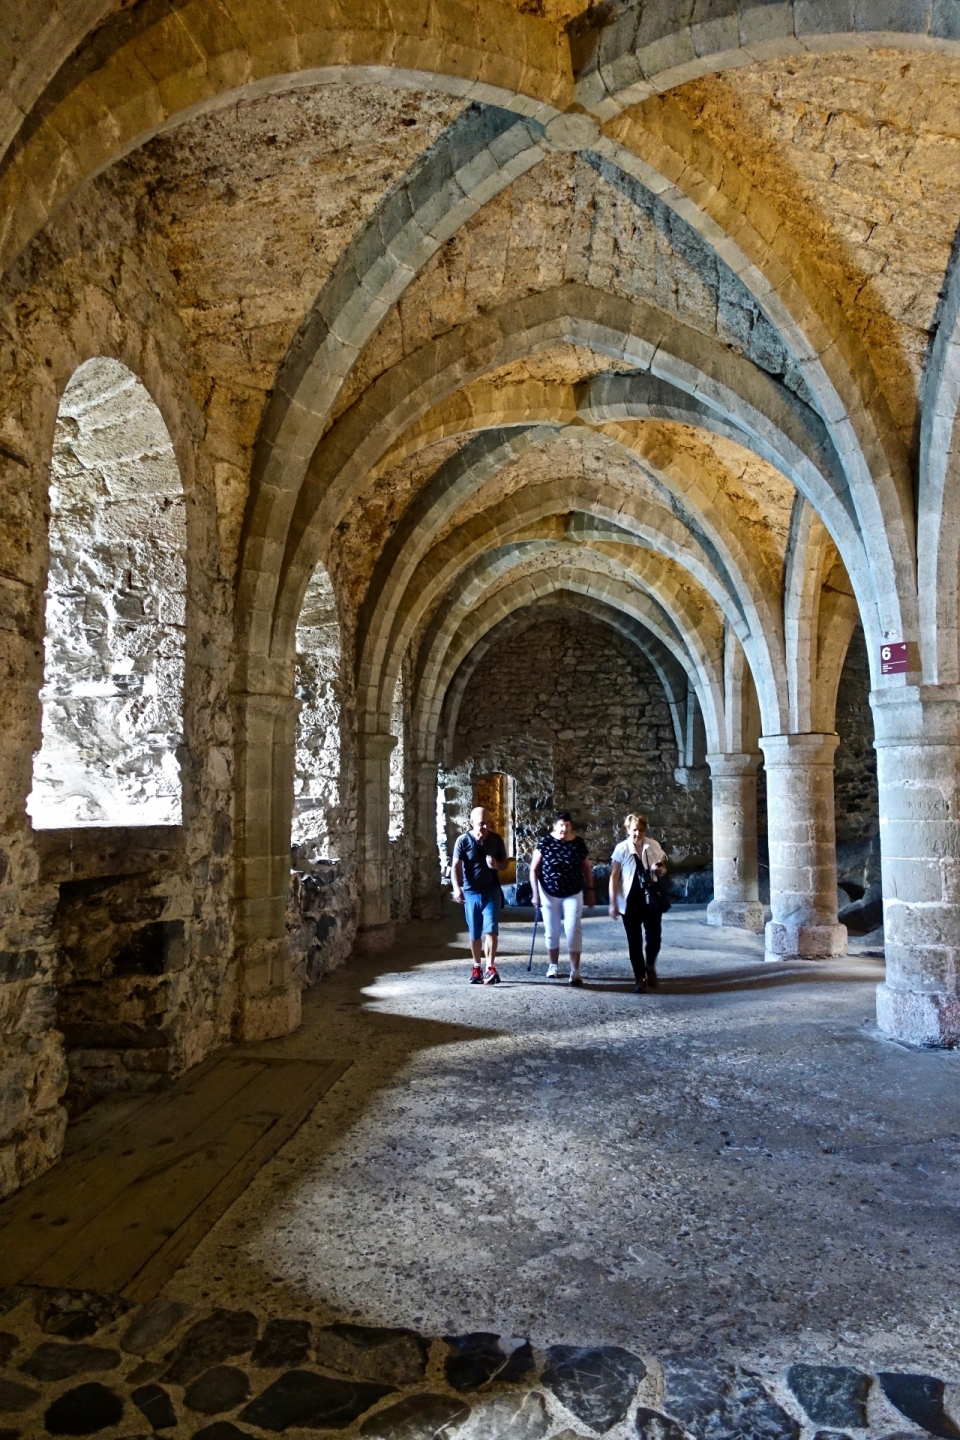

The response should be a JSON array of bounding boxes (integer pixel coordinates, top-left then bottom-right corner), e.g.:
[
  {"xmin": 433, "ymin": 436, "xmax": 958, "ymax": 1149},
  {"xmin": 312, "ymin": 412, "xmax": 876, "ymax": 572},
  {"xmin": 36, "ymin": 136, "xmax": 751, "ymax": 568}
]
[{"xmin": 0, "ymin": 1054, "xmax": 349, "ymax": 1302}]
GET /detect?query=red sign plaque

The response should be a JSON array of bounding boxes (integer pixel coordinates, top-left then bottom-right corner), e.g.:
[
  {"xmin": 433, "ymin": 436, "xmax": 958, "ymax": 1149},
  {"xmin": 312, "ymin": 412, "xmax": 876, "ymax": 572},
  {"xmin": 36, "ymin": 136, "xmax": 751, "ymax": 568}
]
[{"xmin": 880, "ymin": 642, "xmax": 908, "ymax": 675}]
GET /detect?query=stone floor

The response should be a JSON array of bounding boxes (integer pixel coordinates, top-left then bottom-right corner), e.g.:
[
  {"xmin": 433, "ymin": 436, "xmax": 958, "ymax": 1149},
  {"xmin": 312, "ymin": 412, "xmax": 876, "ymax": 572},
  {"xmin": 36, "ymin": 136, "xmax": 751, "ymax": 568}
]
[{"xmin": 2, "ymin": 905, "xmax": 960, "ymax": 1438}]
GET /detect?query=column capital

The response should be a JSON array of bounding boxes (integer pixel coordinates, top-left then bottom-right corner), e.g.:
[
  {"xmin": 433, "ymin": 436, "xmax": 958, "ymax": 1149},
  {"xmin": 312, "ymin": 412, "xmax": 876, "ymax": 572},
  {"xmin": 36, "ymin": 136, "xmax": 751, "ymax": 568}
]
[
  {"xmin": 870, "ymin": 683, "xmax": 960, "ymax": 746},
  {"xmin": 231, "ymin": 689, "xmax": 298, "ymax": 718},
  {"xmin": 759, "ymin": 732, "xmax": 839, "ymax": 766},
  {"xmin": 357, "ymin": 732, "xmax": 398, "ymax": 760},
  {"xmin": 706, "ymin": 751, "xmax": 761, "ymax": 778}
]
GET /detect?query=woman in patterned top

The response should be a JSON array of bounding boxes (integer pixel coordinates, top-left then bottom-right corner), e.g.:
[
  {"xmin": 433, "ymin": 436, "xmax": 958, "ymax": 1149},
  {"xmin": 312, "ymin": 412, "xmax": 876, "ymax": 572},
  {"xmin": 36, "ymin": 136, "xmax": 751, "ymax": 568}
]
[{"xmin": 529, "ymin": 812, "xmax": 595, "ymax": 985}]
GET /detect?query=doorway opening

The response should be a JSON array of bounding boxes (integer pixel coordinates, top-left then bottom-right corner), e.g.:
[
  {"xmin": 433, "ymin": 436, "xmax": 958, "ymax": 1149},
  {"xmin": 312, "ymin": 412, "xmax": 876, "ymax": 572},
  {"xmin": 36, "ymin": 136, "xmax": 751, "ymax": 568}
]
[{"xmin": 472, "ymin": 772, "xmax": 516, "ymax": 882}]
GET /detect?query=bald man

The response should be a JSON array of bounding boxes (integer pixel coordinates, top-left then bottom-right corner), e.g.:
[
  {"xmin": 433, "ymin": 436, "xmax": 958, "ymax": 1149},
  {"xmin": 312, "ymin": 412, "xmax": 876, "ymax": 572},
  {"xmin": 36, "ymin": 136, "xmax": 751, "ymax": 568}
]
[{"xmin": 451, "ymin": 806, "xmax": 509, "ymax": 984}]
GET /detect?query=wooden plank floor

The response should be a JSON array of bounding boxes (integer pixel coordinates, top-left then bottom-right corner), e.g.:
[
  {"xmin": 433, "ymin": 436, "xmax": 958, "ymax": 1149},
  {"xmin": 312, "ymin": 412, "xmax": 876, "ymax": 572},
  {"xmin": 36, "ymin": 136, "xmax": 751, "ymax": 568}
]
[{"xmin": 0, "ymin": 1053, "xmax": 348, "ymax": 1303}]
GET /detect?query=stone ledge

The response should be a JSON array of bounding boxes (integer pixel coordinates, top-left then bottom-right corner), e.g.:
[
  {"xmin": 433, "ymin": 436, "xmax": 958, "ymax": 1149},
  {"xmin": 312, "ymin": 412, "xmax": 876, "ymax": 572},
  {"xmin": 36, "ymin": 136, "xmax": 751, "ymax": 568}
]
[{"xmin": 35, "ymin": 828, "xmax": 182, "ymax": 884}]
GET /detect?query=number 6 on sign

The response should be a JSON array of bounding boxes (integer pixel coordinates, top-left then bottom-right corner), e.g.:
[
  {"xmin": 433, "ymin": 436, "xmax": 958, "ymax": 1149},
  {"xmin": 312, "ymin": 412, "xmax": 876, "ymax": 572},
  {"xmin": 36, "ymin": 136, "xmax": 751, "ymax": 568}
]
[{"xmin": 880, "ymin": 642, "xmax": 908, "ymax": 675}]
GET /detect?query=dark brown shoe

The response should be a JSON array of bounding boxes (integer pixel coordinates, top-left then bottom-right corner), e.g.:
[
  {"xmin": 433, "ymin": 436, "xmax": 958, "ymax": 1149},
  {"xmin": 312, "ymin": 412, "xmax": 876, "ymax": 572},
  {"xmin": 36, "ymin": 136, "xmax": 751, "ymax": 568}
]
[{"xmin": 645, "ymin": 967, "xmax": 659, "ymax": 987}]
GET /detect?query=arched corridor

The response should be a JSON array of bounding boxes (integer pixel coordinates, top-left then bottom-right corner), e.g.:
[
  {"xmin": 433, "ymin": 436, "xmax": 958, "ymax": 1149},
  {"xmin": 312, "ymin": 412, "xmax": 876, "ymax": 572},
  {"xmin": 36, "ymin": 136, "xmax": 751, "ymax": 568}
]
[{"xmin": 2, "ymin": 0, "xmax": 960, "ymax": 1430}]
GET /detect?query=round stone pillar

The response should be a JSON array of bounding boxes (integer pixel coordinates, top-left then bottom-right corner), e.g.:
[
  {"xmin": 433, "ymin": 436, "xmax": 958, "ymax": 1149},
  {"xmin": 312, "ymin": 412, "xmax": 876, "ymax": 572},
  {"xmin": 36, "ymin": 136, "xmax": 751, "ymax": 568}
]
[
  {"xmin": 705, "ymin": 752, "xmax": 764, "ymax": 932},
  {"xmin": 759, "ymin": 732, "xmax": 847, "ymax": 963},
  {"xmin": 872, "ymin": 687, "xmax": 960, "ymax": 1048}
]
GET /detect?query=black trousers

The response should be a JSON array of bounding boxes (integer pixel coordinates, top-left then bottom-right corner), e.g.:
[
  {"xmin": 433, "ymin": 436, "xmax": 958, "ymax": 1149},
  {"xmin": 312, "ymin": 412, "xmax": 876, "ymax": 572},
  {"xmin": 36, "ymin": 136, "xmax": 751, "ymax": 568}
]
[{"xmin": 622, "ymin": 877, "xmax": 661, "ymax": 982}]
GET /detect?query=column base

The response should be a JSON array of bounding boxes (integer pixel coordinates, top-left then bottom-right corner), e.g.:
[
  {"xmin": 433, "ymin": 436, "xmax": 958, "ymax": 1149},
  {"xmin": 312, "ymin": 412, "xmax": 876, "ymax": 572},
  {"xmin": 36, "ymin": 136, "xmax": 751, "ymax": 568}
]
[
  {"xmin": 232, "ymin": 938, "xmax": 302, "ymax": 1040},
  {"xmin": 355, "ymin": 922, "xmax": 395, "ymax": 954},
  {"xmin": 707, "ymin": 899, "xmax": 764, "ymax": 933},
  {"xmin": 876, "ymin": 983, "xmax": 960, "ymax": 1048},
  {"xmin": 764, "ymin": 920, "xmax": 847, "ymax": 963},
  {"xmin": 234, "ymin": 986, "xmax": 302, "ymax": 1041}
]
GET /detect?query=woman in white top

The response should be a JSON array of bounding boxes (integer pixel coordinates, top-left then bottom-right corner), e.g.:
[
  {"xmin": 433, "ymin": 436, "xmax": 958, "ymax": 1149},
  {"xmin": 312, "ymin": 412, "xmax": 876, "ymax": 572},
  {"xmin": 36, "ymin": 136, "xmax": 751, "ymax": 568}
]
[{"xmin": 609, "ymin": 812, "xmax": 667, "ymax": 991}]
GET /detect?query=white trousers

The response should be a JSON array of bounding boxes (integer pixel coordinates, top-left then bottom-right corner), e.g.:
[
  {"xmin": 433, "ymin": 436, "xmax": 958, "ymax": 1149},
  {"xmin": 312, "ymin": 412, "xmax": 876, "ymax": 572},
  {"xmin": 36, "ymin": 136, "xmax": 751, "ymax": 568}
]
[{"xmin": 540, "ymin": 890, "xmax": 583, "ymax": 953}]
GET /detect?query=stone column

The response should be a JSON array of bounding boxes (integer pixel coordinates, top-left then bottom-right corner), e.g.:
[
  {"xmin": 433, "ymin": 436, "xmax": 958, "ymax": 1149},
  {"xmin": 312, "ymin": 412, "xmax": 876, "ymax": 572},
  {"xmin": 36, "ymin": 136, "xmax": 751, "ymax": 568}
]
[
  {"xmin": 760, "ymin": 732, "xmax": 847, "ymax": 963},
  {"xmin": 233, "ymin": 691, "xmax": 302, "ymax": 1040},
  {"xmin": 872, "ymin": 687, "xmax": 960, "ymax": 1048},
  {"xmin": 356, "ymin": 732, "xmax": 397, "ymax": 952},
  {"xmin": 411, "ymin": 759, "xmax": 442, "ymax": 919},
  {"xmin": 705, "ymin": 752, "xmax": 764, "ymax": 932}
]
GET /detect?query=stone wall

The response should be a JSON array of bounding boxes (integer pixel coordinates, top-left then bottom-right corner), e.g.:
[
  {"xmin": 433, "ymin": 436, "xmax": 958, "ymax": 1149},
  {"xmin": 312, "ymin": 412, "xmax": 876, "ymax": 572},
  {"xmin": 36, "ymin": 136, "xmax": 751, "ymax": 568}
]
[
  {"xmin": 443, "ymin": 608, "xmax": 712, "ymax": 873},
  {"xmin": 0, "ymin": 162, "xmax": 236, "ymax": 1195}
]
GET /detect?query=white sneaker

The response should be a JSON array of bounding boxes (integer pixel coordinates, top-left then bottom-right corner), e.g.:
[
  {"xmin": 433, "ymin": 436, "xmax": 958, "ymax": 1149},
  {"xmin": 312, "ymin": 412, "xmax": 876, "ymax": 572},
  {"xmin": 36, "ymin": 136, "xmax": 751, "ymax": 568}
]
[{"xmin": 545, "ymin": 963, "xmax": 559, "ymax": 979}]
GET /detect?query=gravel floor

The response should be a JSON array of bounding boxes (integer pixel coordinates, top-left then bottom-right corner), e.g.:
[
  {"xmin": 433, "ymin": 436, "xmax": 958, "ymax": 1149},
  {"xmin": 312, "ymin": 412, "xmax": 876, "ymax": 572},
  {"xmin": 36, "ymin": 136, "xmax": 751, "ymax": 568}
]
[
  {"xmin": 5, "ymin": 905, "xmax": 960, "ymax": 1438},
  {"xmin": 154, "ymin": 906, "xmax": 960, "ymax": 1389}
]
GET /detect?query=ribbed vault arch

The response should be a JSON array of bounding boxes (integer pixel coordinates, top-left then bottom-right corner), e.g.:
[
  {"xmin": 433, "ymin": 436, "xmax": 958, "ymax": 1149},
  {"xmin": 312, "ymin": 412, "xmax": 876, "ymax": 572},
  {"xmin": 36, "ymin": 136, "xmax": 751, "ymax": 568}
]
[
  {"xmin": 264, "ymin": 287, "xmax": 890, "ymax": 680},
  {"xmin": 437, "ymin": 592, "xmax": 697, "ymax": 769},
  {"xmin": 411, "ymin": 550, "xmax": 726, "ymax": 761}
]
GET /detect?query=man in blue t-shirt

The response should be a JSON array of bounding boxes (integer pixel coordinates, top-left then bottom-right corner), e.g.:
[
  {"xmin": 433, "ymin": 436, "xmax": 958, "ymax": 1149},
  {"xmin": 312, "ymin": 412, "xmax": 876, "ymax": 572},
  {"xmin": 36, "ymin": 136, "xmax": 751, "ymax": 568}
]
[{"xmin": 451, "ymin": 807, "xmax": 508, "ymax": 985}]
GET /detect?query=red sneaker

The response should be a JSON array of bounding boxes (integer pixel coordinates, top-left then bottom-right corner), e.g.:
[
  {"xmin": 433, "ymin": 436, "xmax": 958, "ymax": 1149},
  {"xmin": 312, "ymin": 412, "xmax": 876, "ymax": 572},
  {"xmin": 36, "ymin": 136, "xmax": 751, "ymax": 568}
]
[
  {"xmin": 470, "ymin": 966, "xmax": 484, "ymax": 984},
  {"xmin": 483, "ymin": 967, "xmax": 501, "ymax": 985}
]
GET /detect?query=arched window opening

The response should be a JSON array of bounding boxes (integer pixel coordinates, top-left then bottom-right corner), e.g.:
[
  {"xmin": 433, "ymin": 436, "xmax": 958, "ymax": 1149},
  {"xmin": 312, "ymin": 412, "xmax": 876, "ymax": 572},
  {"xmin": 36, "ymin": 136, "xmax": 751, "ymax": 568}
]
[
  {"xmin": 28, "ymin": 358, "xmax": 186, "ymax": 828},
  {"xmin": 293, "ymin": 562, "xmax": 342, "ymax": 858}
]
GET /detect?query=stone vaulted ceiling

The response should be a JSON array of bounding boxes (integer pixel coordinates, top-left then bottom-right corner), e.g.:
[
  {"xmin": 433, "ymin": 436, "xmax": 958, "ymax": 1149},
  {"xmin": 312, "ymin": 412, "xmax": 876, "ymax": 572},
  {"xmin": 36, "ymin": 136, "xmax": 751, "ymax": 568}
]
[{"xmin": 5, "ymin": 0, "xmax": 960, "ymax": 757}]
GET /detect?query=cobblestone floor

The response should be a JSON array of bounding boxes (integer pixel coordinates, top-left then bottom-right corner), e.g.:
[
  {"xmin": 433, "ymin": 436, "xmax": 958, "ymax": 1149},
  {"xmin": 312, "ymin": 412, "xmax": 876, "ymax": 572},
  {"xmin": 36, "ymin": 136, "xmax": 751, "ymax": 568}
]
[{"xmin": 2, "ymin": 905, "xmax": 959, "ymax": 1439}]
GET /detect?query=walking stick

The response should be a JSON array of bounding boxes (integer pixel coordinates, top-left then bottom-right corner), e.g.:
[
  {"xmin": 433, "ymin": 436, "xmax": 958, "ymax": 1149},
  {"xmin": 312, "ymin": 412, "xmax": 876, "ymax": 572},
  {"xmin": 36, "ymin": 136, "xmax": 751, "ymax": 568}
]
[{"xmin": 527, "ymin": 905, "xmax": 540, "ymax": 972}]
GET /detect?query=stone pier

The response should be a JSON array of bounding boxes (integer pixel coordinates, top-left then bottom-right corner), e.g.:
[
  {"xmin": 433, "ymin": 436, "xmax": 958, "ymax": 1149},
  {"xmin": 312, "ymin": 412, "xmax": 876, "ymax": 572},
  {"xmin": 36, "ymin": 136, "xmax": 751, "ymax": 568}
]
[
  {"xmin": 873, "ymin": 687, "xmax": 960, "ymax": 1048},
  {"xmin": 356, "ymin": 733, "xmax": 398, "ymax": 952},
  {"xmin": 705, "ymin": 751, "xmax": 764, "ymax": 932},
  {"xmin": 760, "ymin": 733, "xmax": 847, "ymax": 963}
]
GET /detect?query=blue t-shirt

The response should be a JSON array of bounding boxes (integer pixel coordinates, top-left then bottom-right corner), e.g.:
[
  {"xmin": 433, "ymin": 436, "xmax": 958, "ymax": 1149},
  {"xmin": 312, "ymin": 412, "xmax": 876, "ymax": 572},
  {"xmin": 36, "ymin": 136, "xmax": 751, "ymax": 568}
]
[{"xmin": 454, "ymin": 830, "xmax": 506, "ymax": 893}]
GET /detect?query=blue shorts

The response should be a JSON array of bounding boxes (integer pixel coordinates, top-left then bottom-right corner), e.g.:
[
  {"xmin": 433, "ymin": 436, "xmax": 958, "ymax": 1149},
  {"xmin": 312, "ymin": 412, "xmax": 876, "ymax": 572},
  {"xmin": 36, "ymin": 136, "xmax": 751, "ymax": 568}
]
[{"xmin": 463, "ymin": 889, "xmax": 500, "ymax": 941}]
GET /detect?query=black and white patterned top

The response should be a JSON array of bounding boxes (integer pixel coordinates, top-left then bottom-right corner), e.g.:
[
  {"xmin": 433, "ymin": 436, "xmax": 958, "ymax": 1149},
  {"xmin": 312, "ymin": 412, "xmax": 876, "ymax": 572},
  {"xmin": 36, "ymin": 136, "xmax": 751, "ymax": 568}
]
[{"xmin": 538, "ymin": 834, "xmax": 589, "ymax": 898}]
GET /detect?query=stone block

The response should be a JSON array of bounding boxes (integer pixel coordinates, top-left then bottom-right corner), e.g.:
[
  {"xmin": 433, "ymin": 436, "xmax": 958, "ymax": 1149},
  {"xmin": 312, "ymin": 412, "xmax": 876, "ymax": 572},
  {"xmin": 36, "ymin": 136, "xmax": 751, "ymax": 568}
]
[
  {"xmin": 121, "ymin": 1298, "xmax": 192, "ymax": 1356},
  {"xmin": 233, "ymin": 985, "xmax": 301, "ymax": 1042},
  {"xmin": 43, "ymin": 1382, "xmax": 124, "ymax": 1435},
  {"xmin": 240, "ymin": 1370, "xmax": 395, "ymax": 1431},
  {"xmin": 162, "ymin": 1309, "xmax": 259, "ymax": 1386},
  {"xmin": 707, "ymin": 898, "xmax": 765, "ymax": 931},
  {"xmin": 739, "ymin": 0, "xmax": 797, "ymax": 50},
  {"xmin": 794, "ymin": 0, "xmax": 857, "ymax": 41},
  {"xmin": 663, "ymin": 1360, "xmax": 799, "ymax": 1440},
  {"xmin": 542, "ymin": 1345, "xmax": 646, "ymax": 1432},
  {"xmin": 690, "ymin": 0, "xmax": 742, "ymax": 59},
  {"xmin": 855, "ymin": 0, "xmax": 929, "ymax": 34},
  {"xmin": 932, "ymin": 0, "xmax": 960, "ymax": 40},
  {"xmin": 786, "ymin": 1363, "xmax": 870, "ymax": 1429},
  {"xmin": 314, "ymin": 1324, "xmax": 427, "ymax": 1386}
]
